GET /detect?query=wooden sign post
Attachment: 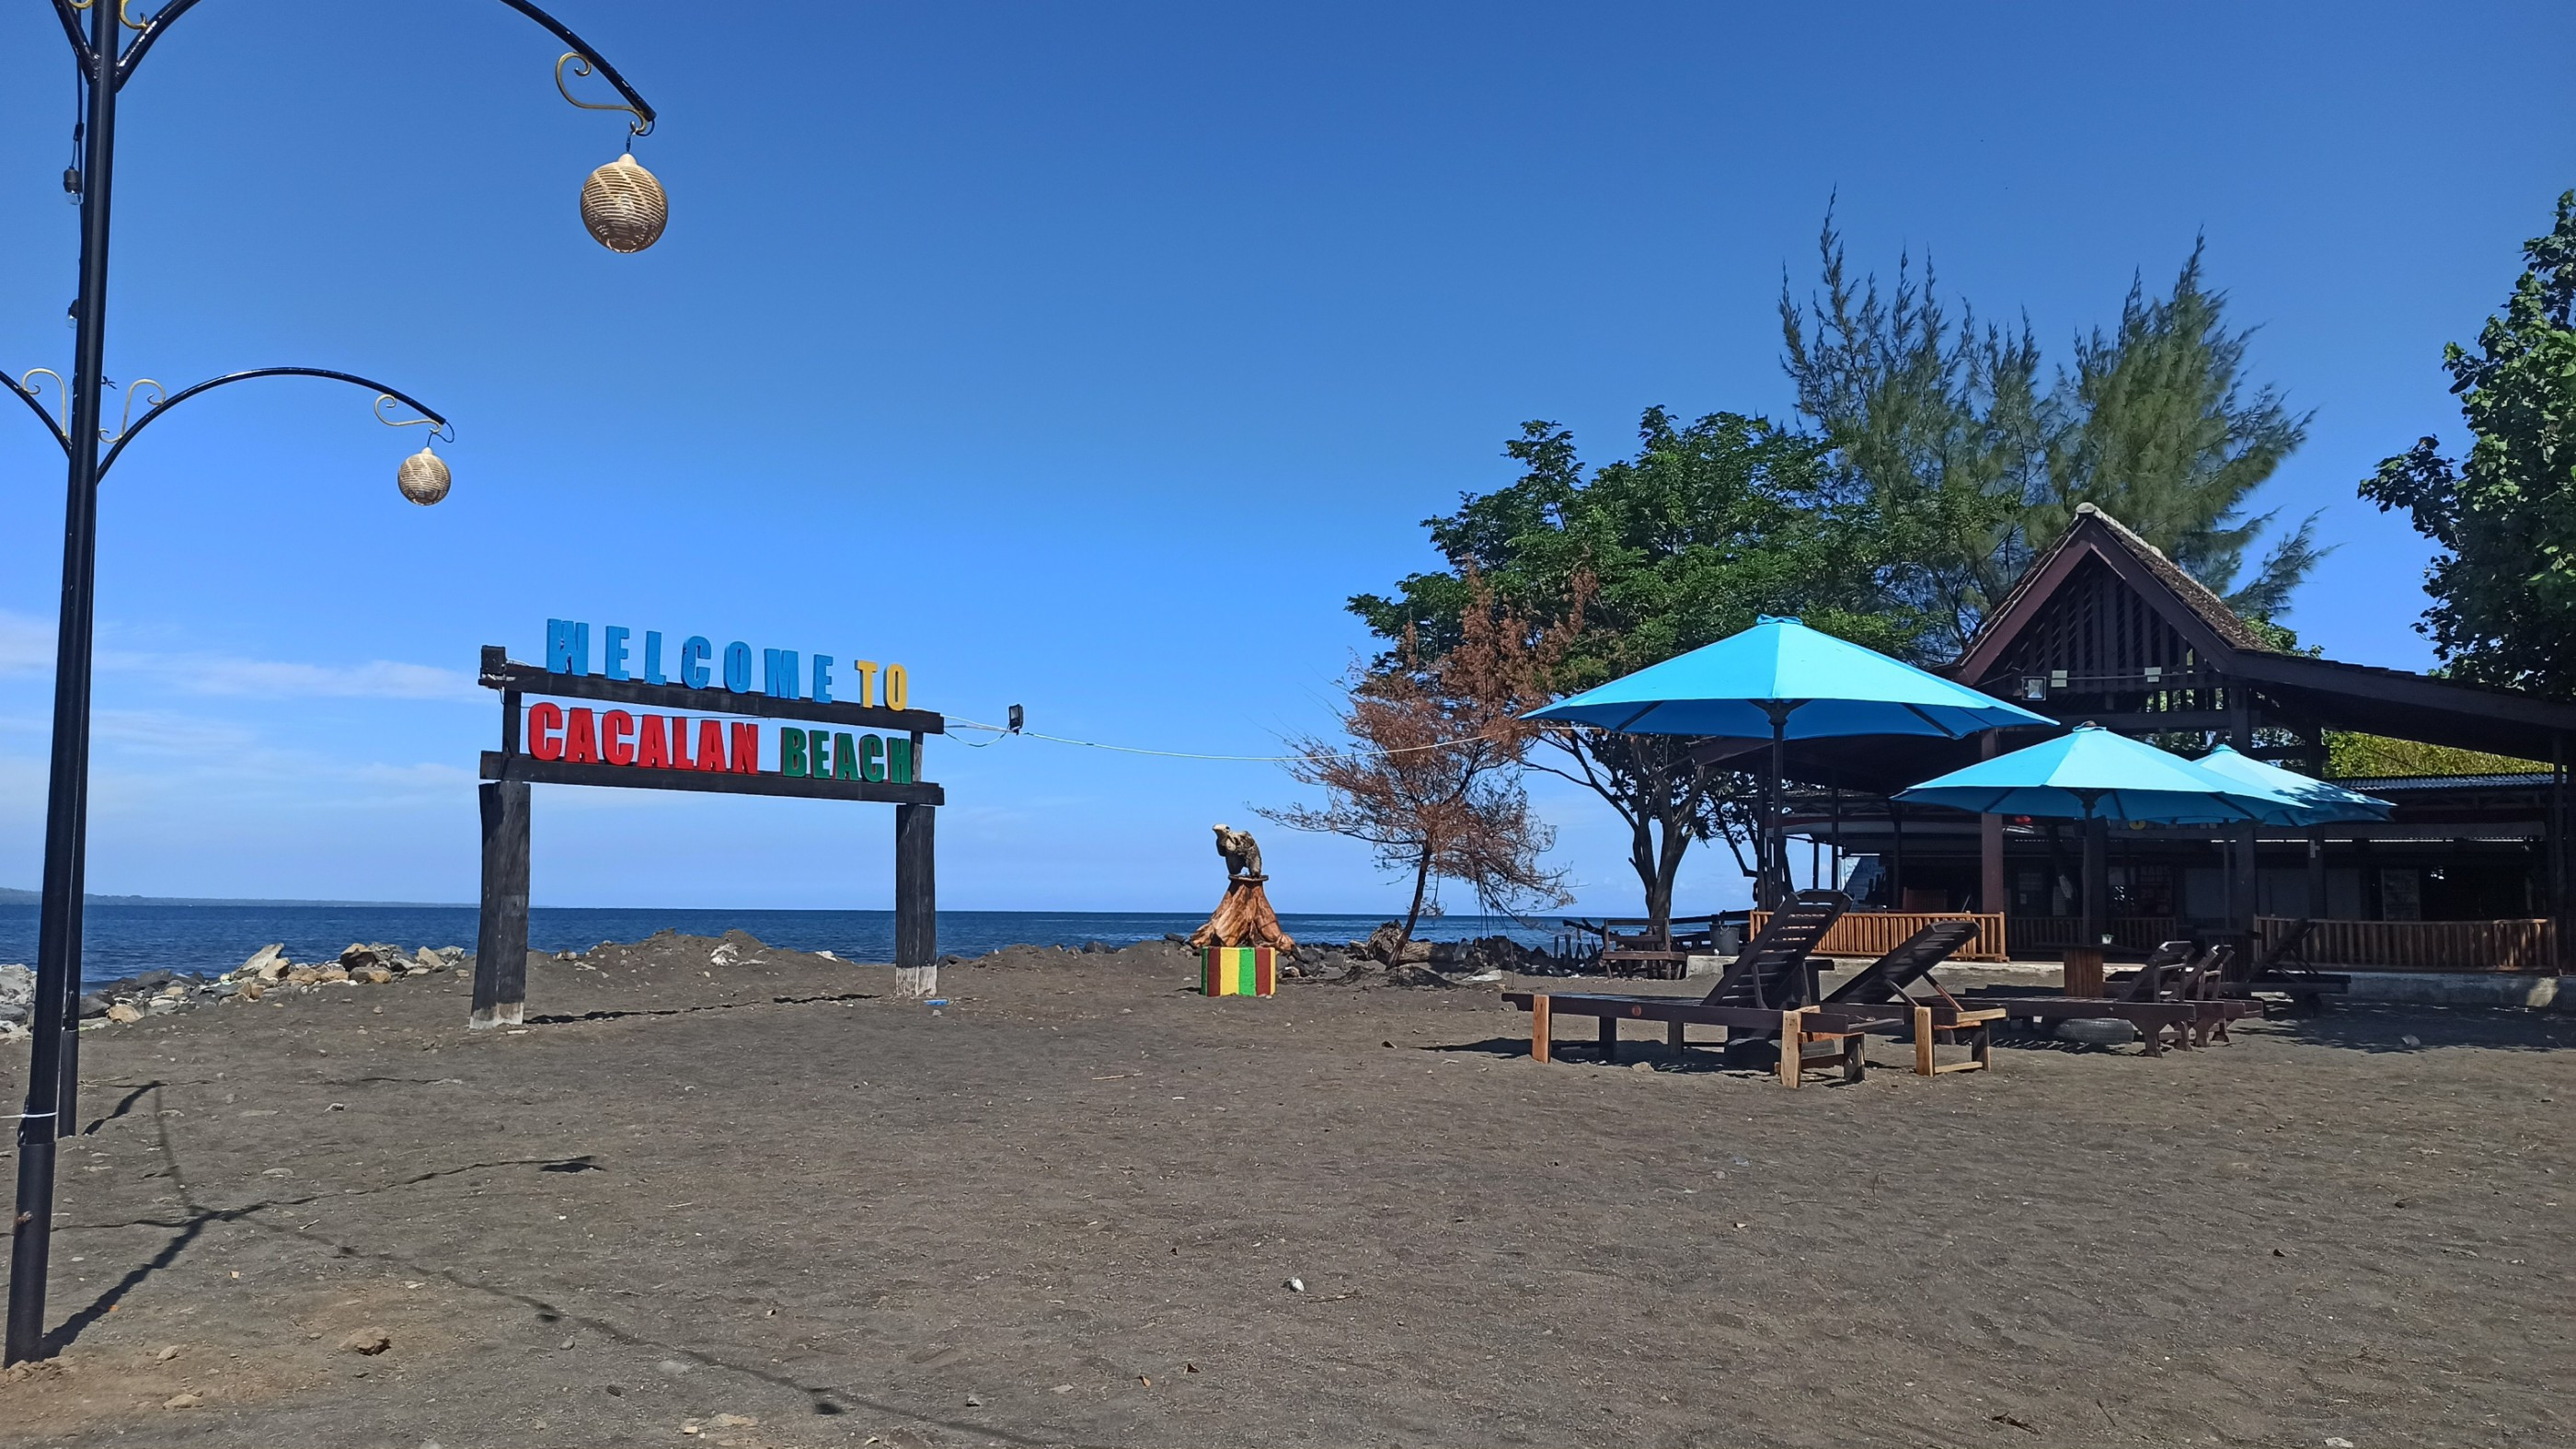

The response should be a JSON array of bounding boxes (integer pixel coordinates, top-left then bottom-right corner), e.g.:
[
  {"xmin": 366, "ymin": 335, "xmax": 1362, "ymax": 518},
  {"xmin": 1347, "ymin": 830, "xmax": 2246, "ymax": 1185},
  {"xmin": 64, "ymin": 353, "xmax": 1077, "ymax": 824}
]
[{"xmin": 470, "ymin": 638, "xmax": 947, "ymax": 1027}]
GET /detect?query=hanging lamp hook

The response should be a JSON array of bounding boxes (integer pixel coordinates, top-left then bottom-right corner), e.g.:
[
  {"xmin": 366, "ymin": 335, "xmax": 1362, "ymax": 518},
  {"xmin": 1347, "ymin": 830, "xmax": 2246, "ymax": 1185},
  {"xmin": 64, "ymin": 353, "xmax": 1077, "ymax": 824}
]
[
  {"xmin": 555, "ymin": 52, "xmax": 652, "ymax": 139},
  {"xmin": 375, "ymin": 393, "xmax": 454, "ymax": 444}
]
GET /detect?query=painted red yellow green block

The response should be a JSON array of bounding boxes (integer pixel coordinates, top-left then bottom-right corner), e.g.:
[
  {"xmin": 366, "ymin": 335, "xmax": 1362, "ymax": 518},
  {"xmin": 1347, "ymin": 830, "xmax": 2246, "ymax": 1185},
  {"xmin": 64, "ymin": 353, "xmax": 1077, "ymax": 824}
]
[{"xmin": 1199, "ymin": 946, "xmax": 1277, "ymax": 997}]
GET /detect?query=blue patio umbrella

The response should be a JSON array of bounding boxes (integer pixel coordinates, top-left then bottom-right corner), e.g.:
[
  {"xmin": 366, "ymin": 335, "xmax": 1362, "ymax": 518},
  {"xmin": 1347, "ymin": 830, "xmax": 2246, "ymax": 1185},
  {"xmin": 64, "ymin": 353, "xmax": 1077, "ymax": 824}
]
[
  {"xmin": 2190, "ymin": 743, "xmax": 2394, "ymax": 827},
  {"xmin": 1895, "ymin": 724, "xmax": 2294, "ymax": 945},
  {"xmin": 1527, "ymin": 616, "xmax": 2053, "ymax": 904},
  {"xmin": 1892, "ymin": 724, "xmax": 2291, "ymax": 824}
]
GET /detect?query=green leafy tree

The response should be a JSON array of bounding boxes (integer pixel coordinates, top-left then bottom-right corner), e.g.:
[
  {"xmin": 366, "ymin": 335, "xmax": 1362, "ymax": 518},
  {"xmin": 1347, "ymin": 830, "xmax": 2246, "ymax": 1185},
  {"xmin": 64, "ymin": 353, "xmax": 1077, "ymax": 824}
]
[
  {"xmin": 2360, "ymin": 190, "xmax": 2576, "ymax": 700},
  {"xmin": 1781, "ymin": 212, "xmax": 2320, "ymax": 648},
  {"xmin": 1351, "ymin": 408, "xmax": 1925, "ymax": 931}
]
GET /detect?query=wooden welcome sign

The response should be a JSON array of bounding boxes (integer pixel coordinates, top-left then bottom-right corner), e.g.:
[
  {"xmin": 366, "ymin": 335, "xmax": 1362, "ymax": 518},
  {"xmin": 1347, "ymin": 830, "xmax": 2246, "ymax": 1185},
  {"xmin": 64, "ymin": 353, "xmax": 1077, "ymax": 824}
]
[{"xmin": 469, "ymin": 619, "xmax": 946, "ymax": 1028}]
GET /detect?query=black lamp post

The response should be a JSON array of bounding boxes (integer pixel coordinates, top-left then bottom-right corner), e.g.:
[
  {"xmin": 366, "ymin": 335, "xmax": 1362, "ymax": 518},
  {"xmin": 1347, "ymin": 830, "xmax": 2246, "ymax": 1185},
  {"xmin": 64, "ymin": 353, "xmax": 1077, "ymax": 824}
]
[{"xmin": 4, "ymin": 0, "xmax": 662, "ymax": 1365}]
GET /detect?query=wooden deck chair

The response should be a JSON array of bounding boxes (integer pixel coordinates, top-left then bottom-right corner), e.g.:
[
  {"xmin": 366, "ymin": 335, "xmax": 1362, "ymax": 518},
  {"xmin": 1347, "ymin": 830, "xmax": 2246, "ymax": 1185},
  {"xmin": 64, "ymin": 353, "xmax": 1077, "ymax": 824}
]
[
  {"xmin": 1702, "ymin": 890, "xmax": 1850, "ymax": 1010},
  {"xmin": 1821, "ymin": 920, "xmax": 1984, "ymax": 1010},
  {"xmin": 1816, "ymin": 920, "xmax": 2000, "ymax": 1075},
  {"xmin": 1966, "ymin": 940, "xmax": 2260, "ymax": 1056}
]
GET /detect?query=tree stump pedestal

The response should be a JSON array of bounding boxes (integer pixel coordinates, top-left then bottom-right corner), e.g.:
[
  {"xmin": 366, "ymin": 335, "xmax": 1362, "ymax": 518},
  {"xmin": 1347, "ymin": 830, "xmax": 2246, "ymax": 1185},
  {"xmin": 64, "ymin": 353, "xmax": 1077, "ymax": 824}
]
[{"xmin": 1189, "ymin": 874, "xmax": 1296, "ymax": 951}]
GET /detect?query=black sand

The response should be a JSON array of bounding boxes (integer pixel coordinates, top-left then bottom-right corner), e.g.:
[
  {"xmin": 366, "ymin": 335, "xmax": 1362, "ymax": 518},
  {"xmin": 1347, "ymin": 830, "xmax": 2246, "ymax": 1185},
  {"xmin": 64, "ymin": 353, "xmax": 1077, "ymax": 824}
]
[{"xmin": 0, "ymin": 933, "xmax": 2566, "ymax": 1446}]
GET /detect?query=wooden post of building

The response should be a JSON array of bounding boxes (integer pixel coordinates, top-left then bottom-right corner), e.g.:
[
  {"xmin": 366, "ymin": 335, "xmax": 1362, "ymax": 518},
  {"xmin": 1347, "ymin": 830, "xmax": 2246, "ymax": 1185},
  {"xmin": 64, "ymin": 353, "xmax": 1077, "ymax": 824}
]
[
  {"xmin": 1978, "ymin": 730, "xmax": 2007, "ymax": 918},
  {"xmin": 2553, "ymin": 732, "xmax": 2570, "ymax": 970},
  {"xmin": 894, "ymin": 801, "xmax": 937, "ymax": 996},
  {"xmin": 2081, "ymin": 814, "xmax": 2109, "ymax": 947},
  {"xmin": 1888, "ymin": 805, "xmax": 1907, "ymax": 909},
  {"xmin": 2229, "ymin": 698, "xmax": 2260, "ymax": 947},
  {"xmin": 471, "ymin": 779, "xmax": 530, "ymax": 1029}
]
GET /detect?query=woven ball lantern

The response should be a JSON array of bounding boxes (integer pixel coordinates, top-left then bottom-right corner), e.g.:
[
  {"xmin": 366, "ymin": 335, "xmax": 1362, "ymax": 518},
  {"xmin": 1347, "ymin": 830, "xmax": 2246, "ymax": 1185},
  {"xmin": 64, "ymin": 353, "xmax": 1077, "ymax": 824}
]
[
  {"xmin": 581, "ymin": 152, "xmax": 667, "ymax": 253},
  {"xmin": 397, "ymin": 444, "xmax": 452, "ymax": 506}
]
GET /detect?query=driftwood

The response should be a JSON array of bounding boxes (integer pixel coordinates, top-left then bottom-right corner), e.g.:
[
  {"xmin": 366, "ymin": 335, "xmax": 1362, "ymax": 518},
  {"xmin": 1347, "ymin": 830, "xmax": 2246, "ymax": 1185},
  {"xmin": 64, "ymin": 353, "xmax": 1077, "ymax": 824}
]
[{"xmin": 1189, "ymin": 874, "xmax": 1296, "ymax": 950}]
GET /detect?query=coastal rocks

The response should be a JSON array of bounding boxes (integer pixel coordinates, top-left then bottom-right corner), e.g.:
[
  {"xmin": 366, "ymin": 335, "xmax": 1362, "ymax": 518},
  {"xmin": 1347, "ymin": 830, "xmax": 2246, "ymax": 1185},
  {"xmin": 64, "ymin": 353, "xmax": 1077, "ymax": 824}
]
[
  {"xmin": 1359, "ymin": 924, "xmax": 1434, "ymax": 967},
  {"xmin": 0, "ymin": 964, "xmax": 32, "ymax": 1019},
  {"xmin": 243, "ymin": 944, "xmax": 287, "ymax": 980},
  {"xmin": 1428, "ymin": 936, "xmax": 1547, "ymax": 972}
]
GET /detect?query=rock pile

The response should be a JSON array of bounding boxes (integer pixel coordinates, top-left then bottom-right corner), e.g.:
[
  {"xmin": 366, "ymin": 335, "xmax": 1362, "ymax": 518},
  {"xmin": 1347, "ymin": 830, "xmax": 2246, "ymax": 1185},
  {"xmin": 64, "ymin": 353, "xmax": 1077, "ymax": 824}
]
[
  {"xmin": 0, "ymin": 964, "xmax": 32, "ymax": 1031},
  {"xmin": 216, "ymin": 942, "xmax": 464, "ymax": 1004},
  {"xmin": 0, "ymin": 942, "xmax": 467, "ymax": 1039}
]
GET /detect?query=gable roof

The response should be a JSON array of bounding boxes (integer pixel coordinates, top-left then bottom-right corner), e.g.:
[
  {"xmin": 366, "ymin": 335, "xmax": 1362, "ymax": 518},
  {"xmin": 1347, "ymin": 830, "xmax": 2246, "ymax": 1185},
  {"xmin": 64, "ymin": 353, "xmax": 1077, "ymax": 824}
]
[
  {"xmin": 1960, "ymin": 503, "xmax": 2271, "ymax": 676},
  {"xmin": 1950, "ymin": 504, "xmax": 2576, "ymax": 762}
]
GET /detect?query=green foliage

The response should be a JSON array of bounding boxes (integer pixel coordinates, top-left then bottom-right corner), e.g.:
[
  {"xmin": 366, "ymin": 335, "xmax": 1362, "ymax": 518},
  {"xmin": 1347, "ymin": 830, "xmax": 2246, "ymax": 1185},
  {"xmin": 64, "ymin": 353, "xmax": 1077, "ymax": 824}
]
[
  {"xmin": 1350, "ymin": 408, "xmax": 1933, "ymax": 677},
  {"xmin": 2360, "ymin": 190, "xmax": 2576, "ymax": 700},
  {"xmin": 1781, "ymin": 212, "xmax": 2319, "ymax": 648},
  {"xmin": 1348, "ymin": 408, "xmax": 1929, "ymax": 925},
  {"xmin": 2323, "ymin": 731, "xmax": 2546, "ymax": 780},
  {"xmin": 2041, "ymin": 244, "xmax": 2317, "ymax": 618}
]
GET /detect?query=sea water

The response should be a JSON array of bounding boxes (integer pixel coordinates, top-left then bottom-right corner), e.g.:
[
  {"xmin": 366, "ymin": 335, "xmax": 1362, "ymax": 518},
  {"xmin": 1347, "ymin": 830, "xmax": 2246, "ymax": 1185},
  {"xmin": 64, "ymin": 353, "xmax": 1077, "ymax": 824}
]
[{"xmin": 0, "ymin": 904, "xmax": 1567, "ymax": 980}]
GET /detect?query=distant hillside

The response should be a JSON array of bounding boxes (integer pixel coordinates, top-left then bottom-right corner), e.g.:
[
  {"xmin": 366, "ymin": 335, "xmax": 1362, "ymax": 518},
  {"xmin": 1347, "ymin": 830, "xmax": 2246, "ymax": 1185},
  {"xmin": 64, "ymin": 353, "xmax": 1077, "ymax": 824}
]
[{"xmin": 0, "ymin": 887, "xmax": 467, "ymax": 908}]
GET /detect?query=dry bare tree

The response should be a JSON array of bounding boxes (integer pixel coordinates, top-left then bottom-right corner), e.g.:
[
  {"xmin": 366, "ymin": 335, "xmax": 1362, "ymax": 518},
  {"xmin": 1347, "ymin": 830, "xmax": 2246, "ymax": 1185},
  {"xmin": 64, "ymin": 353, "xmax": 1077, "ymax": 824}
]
[{"xmin": 1263, "ymin": 579, "xmax": 1581, "ymax": 955}]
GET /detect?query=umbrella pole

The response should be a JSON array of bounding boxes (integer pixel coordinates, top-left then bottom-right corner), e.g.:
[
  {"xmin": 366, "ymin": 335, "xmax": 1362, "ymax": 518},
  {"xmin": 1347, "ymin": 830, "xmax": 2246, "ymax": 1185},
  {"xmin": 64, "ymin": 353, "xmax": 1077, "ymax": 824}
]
[{"xmin": 1765, "ymin": 713, "xmax": 1787, "ymax": 910}]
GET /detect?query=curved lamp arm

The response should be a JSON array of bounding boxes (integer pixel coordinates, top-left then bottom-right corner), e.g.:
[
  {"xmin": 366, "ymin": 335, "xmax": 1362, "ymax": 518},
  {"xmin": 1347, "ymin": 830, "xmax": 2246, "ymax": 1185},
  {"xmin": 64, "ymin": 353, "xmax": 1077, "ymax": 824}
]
[
  {"xmin": 116, "ymin": 0, "xmax": 658, "ymax": 130},
  {"xmin": 51, "ymin": 0, "xmax": 94, "ymax": 72},
  {"xmin": 96, "ymin": 367, "xmax": 448, "ymax": 478},
  {"xmin": 3, "ymin": 372, "xmax": 75, "ymax": 455}
]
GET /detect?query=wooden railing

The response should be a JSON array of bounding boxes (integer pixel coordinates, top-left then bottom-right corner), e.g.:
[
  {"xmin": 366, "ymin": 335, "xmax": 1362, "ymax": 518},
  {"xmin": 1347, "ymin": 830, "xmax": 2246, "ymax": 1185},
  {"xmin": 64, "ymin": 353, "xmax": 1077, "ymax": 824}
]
[
  {"xmin": 1749, "ymin": 910, "xmax": 2008, "ymax": 962},
  {"xmin": 2256, "ymin": 916, "xmax": 2559, "ymax": 972},
  {"xmin": 2007, "ymin": 915, "xmax": 2184, "ymax": 955}
]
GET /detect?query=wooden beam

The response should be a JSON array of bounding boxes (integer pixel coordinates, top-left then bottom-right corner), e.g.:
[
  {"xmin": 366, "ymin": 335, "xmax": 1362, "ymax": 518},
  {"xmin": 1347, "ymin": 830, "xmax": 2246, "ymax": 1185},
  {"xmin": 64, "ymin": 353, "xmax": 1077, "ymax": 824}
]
[
  {"xmin": 1530, "ymin": 995, "xmax": 1551, "ymax": 1063},
  {"xmin": 471, "ymin": 779, "xmax": 530, "ymax": 1029},
  {"xmin": 895, "ymin": 803, "xmax": 937, "ymax": 971},
  {"xmin": 478, "ymin": 647, "xmax": 945, "ymax": 735},
  {"xmin": 480, "ymin": 752, "xmax": 943, "ymax": 806}
]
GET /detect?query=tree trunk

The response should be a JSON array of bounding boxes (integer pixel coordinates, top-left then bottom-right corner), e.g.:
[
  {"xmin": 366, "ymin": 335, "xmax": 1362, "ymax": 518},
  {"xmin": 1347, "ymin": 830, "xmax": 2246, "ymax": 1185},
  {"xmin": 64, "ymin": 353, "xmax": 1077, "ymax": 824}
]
[
  {"xmin": 1629, "ymin": 815, "xmax": 1671, "ymax": 939},
  {"xmin": 1398, "ymin": 846, "xmax": 1433, "ymax": 951}
]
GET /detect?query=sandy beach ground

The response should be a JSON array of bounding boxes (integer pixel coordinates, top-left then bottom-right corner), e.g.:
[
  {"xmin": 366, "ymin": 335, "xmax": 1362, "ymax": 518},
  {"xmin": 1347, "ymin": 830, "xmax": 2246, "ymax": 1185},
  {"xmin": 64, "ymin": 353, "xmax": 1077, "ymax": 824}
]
[{"xmin": 0, "ymin": 933, "xmax": 2566, "ymax": 1448}]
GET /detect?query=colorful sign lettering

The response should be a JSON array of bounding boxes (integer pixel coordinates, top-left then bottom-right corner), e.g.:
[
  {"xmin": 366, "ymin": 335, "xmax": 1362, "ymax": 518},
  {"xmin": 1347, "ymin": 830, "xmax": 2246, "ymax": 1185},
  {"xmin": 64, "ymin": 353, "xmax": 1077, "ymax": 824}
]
[
  {"xmin": 534, "ymin": 619, "xmax": 921, "ymax": 783},
  {"xmin": 543, "ymin": 618, "xmax": 909, "ymax": 709}
]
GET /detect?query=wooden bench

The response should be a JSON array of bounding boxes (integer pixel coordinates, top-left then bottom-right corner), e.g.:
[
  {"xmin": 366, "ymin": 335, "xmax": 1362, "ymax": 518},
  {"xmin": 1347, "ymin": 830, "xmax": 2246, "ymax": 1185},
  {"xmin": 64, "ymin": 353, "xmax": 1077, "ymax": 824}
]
[
  {"xmin": 1508, "ymin": 992, "xmax": 2006, "ymax": 1085},
  {"xmin": 1568, "ymin": 914, "xmax": 1726, "ymax": 979},
  {"xmin": 1504, "ymin": 901, "xmax": 2018, "ymax": 1086},
  {"xmin": 1961, "ymin": 945, "xmax": 2264, "ymax": 1055}
]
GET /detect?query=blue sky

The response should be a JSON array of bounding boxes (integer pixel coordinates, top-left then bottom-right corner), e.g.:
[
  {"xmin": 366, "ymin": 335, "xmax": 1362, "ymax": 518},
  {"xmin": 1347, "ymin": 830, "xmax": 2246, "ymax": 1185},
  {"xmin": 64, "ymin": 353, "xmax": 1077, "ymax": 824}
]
[{"xmin": 2, "ymin": 2, "xmax": 2570, "ymax": 914}]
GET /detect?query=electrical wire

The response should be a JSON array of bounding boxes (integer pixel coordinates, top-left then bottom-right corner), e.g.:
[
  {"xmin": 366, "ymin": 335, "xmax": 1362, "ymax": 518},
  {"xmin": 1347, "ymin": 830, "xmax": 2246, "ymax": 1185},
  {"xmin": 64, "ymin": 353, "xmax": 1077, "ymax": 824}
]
[{"xmin": 943, "ymin": 716, "xmax": 1566, "ymax": 765}]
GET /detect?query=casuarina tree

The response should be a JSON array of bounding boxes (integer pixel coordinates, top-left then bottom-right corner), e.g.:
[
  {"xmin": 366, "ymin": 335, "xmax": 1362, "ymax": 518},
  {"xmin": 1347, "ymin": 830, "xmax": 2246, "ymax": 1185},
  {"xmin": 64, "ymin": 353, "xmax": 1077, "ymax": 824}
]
[
  {"xmin": 2361, "ymin": 190, "xmax": 2576, "ymax": 701},
  {"xmin": 1782, "ymin": 209, "xmax": 2320, "ymax": 648}
]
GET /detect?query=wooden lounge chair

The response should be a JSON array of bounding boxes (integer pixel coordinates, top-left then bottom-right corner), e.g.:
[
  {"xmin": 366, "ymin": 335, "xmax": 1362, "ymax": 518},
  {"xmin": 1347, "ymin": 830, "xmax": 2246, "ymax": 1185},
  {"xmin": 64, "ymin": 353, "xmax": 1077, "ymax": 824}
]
[
  {"xmin": 1822, "ymin": 920, "xmax": 1985, "ymax": 1009},
  {"xmin": 1819, "ymin": 920, "xmax": 2005, "ymax": 1075},
  {"xmin": 1963, "ymin": 942, "xmax": 2262, "ymax": 1056},
  {"xmin": 2223, "ymin": 919, "xmax": 2350, "ymax": 1012},
  {"xmin": 1502, "ymin": 891, "xmax": 1961, "ymax": 1087}
]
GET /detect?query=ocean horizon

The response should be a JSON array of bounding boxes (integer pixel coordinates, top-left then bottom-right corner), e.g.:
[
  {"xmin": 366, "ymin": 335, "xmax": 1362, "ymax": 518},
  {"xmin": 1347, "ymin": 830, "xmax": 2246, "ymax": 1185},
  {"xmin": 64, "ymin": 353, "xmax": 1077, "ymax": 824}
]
[{"xmin": 0, "ymin": 903, "xmax": 1576, "ymax": 980}]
